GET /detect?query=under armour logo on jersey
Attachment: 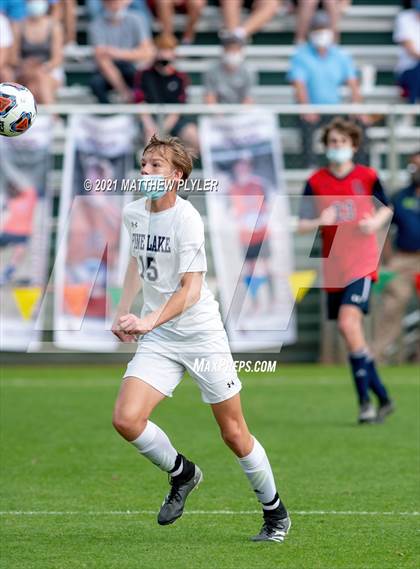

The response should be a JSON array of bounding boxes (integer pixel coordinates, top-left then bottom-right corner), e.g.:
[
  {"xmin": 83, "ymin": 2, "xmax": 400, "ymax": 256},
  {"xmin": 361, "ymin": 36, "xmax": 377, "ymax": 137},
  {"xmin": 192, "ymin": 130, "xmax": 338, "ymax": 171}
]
[
  {"xmin": 131, "ymin": 221, "xmax": 138, "ymax": 228},
  {"xmin": 227, "ymin": 380, "xmax": 235, "ymax": 388}
]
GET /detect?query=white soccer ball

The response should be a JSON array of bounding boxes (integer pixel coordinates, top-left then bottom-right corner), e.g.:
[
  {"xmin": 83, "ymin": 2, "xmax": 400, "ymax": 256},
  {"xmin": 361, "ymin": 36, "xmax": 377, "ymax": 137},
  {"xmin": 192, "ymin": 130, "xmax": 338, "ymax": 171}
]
[{"xmin": 0, "ymin": 82, "xmax": 37, "ymax": 137}]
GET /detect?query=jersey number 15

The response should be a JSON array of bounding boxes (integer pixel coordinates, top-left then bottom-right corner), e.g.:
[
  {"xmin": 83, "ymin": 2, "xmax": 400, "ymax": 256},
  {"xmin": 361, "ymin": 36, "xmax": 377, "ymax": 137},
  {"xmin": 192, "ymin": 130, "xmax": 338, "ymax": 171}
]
[{"xmin": 139, "ymin": 256, "xmax": 158, "ymax": 282}]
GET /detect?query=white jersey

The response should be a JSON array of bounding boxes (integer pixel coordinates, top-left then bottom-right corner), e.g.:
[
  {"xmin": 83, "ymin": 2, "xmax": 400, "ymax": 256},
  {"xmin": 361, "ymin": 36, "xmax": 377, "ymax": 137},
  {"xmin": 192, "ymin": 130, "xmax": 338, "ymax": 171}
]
[{"xmin": 123, "ymin": 196, "xmax": 225, "ymax": 340}]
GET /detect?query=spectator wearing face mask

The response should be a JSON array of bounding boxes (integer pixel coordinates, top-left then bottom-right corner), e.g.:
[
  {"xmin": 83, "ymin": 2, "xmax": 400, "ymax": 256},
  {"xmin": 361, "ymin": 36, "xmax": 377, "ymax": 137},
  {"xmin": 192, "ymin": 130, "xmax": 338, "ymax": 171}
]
[
  {"xmin": 292, "ymin": 0, "xmax": 351, "ymax": 44},
  {"xmin": 89, "ymin": 0, "xmax": 154, "ymax": 104},
  {"xmin": 86, "ymin": 0, "xmax": 152, "ymax": 24},
  {"xmin": 374, "ymin": 151, "xmax": 420, "ymax": 363},
  {"xmin": 11, "ymin": 0, "xmax": 64, "ymax": 104},
  {"xmin": 393, "ymin": 0, "xmax": 420, "ymax": 103},
  {"xmin": 204, "ymin": 37, "xmax": 255, "ymax": 104},
  {"xmin": 288, "ymin": 11, "xmax": 369, "ymax": 167},
  {"xmin": 133, "ymin": 33, "xmax": 199, "ymax": 152}
]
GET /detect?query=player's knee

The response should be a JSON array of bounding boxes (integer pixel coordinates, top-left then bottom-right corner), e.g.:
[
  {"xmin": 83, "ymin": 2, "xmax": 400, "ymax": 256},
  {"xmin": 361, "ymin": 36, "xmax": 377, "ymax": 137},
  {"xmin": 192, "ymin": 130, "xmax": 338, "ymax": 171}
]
[
  {"xmin": 220, "ymin": 423, "xmax": 244, "ymax": 452},
  {"xmin": 112, "ymin": 408, "xmax": 147, "ymax": 438},
  {"xmin": 338, "ymin": 314, "xmax": 358, "ymax": 339}
]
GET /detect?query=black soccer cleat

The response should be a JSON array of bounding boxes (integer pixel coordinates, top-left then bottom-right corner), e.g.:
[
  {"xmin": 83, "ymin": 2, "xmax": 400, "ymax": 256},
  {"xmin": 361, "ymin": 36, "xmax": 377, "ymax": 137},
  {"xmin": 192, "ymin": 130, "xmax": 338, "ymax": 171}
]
[
  {"xmin": 376, "ymin": 400, "xmax": 395, "ymax": 423},
  {"xmin": 157, "ymin": 465, "xmax": 203, "ymax": 526},
  {"xmin": 251, "ymin": 509, "xmax": 291, "ymax": 543}
]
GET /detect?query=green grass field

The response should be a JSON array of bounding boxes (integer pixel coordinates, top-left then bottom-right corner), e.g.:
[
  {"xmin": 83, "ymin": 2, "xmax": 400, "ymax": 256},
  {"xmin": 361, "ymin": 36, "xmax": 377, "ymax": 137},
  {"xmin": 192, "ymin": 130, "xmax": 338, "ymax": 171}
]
[{"xmin": 0, "ymin": 364, "xmax": 419, "ymax": 569}]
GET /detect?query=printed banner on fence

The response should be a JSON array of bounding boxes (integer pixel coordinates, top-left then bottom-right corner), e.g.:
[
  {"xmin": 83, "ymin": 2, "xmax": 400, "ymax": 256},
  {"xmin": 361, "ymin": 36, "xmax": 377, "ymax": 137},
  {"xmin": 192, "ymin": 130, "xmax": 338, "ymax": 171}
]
[
  {"xmin": 0, "ymin": 115, "xmax": 53, "ymax": 351},
  {"xmin": 200, "ymin": 111, "xmax": 297, "ymax": 351},
  {"xmin": 53, "ymin": 115, "xmax": 136, "ymax": 351}
]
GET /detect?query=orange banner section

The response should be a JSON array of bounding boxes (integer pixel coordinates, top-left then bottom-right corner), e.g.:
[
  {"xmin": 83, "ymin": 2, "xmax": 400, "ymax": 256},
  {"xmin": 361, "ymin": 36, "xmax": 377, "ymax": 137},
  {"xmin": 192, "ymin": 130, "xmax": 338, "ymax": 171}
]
[{"xmin": 63, "ymin": 284, "xmax": 90, "ymax": 317}]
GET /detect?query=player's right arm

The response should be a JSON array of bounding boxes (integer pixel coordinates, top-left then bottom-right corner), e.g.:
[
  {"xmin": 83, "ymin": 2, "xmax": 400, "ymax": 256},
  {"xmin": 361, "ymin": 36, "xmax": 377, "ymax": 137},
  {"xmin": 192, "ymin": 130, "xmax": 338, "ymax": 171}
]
[
  {"xmin": 297, "ymin": 181, "xmax": 337, "ymax": 234},
  {"xmin": 112, "ymin": 256, "xmax": 142, "ymax": 342}
]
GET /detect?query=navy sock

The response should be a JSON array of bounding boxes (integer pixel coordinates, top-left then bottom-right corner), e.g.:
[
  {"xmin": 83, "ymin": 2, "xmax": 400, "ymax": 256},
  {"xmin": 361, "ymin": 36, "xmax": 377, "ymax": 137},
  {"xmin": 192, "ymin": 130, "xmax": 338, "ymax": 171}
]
[
  {"xmin": 365, "ymin": 354, "xmax": 390, "ymax": 405},
  {"xmin": 349, "ymin": 352, "xmax": 370, "ymax": 405}
]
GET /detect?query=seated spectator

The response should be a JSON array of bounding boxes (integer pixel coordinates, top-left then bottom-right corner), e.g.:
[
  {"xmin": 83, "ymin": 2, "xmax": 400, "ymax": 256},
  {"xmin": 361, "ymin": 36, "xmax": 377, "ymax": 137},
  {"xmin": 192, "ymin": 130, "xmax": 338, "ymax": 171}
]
[
  {"xmin": 147, "ymin": 0, "xmax": 206, "ymax": 45},
  {"xmin": 0, "ymin": 12, "xmax": 14, "ymax": 82},
  {"xmin": 204, "ymin": 37, "xmax": 255, "ymax": 104},
  {"xmin": 11, "ymin": 0, "xmax": 64, "ymax": 105},
  {"xmin": 134, "ymin": 33, "xmax": 199, "ymax": 151},
  {"xmin": 86, "ymin": 0, "xmax": 151, "ymax": 24},
  {"xmin": 219, "ymin": 0, "xmax": 280, "ymax": 43},
  {"xmin": 288, "ymin": 11, "xmax": 369, "ymax": 167},
  {"xmin": 293, "ymin": 0, "xmax": 351, "ymax": 44},
  {"xmin": 89, "ymin": 0, "xmax": 154, "ymax": 104},
  {"xmin": 374, "ymin": 151, "xmax": 420, "ymax": 363},
  {"xmin": 393, "ymin": 0, "xmax": 420, "ymax": 103}
]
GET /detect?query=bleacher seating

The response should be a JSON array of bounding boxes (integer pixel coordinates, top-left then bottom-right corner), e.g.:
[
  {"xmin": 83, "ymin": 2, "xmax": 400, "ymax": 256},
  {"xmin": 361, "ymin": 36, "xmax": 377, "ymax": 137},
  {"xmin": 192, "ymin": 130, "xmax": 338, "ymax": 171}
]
[{"xmin": 52, "ymin": 1, "xmax": 419, "ymax": 196}]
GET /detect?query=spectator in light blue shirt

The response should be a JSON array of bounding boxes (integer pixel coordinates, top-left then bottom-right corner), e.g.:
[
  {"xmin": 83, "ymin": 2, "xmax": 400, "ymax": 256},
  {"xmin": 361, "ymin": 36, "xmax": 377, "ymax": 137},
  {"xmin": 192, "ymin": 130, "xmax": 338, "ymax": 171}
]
[{"xmin": 288, "ymin": 11, "xmax": 369, "ymax": 166}]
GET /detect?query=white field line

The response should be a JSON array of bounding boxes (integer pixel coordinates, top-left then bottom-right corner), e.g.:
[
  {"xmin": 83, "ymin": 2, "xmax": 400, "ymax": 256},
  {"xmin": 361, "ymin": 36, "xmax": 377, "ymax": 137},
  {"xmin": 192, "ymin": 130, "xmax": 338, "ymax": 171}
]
[
  {"xmin": 0, "ymin": 510, "xmax": 419, "ymax": 517},
  {"xmin": 1, "ymin": 377, "xmax": 419, "ymax": 388}
]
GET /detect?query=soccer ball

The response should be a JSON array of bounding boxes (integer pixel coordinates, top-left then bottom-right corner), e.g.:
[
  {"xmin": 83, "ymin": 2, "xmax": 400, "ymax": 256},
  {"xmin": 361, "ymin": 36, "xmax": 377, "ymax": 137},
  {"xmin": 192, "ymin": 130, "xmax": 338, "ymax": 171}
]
[{"xmin": 0, "ymin": 82, "xmax": 37, "ymax": 137}]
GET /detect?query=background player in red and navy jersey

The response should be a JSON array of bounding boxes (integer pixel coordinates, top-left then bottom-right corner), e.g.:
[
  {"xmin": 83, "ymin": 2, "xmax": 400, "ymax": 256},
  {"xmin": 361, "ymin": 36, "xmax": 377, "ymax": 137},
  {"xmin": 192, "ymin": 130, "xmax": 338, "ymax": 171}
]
[{"xmin": 298, "ymin": 118, "xmax": 395, "ymax": 424}]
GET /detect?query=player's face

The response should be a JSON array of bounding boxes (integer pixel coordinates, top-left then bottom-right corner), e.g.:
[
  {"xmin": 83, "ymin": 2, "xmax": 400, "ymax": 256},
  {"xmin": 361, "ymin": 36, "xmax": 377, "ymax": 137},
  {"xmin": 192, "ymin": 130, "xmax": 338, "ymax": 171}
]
[
  {"xmin": 327, "ymin": 130, "xmax": 354, "ymax": 151},
  {"xmin": 141, "ymin": 149, "xmax": 181, "ymax": 183},
  {"xmin": 141, "ymin": 150, "xmax": 171, "ymax": 176}
]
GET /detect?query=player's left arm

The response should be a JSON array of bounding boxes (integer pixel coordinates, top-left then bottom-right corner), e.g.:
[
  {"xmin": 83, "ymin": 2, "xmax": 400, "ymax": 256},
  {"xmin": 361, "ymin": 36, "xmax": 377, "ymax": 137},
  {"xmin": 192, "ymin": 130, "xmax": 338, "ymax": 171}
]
[
  {"xmin": 358, "ymin": 176, "xmax": 393, "ymax": 235},
  {"xmin": 119, "ymin": 271, "xmax": 203, "ymax": 335}
]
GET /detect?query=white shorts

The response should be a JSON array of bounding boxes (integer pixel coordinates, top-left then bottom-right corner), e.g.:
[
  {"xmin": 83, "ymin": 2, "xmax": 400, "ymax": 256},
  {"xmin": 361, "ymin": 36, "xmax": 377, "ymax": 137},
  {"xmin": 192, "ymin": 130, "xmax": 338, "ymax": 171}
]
[{"xmin": 123, "ymin": 330, "xmax": 242, "ymax": 404}]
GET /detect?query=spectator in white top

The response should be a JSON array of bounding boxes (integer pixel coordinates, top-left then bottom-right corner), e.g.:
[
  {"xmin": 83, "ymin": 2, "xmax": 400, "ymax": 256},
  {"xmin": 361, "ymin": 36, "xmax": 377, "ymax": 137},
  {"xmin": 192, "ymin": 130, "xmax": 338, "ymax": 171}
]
[
  {"xmin": 393, "ymin": 0, "xmax": 420, "ymax": 103},
  {"xmin": 0, "ymin": 13, "xmax": 14, "ymax": 82}
]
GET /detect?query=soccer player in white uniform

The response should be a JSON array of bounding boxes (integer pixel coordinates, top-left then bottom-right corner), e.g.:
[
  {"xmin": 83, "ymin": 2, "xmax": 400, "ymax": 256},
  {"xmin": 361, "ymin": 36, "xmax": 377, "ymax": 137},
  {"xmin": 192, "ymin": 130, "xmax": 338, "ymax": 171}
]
[{"xmin": 111, "ymin": 135, "xmax": 290, "ymax": 542}]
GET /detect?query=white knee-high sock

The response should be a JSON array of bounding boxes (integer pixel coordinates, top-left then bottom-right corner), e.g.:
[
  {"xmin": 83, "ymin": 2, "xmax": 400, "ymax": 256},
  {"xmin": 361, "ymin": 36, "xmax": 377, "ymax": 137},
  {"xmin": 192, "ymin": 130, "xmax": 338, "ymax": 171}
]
[
  {"xmin": 130, "ymin": 420, "xmax": 178, "ymax": 473},
  {"xmin": 238, "ymin": 436, "xmax": 280, "ymax": 510}
]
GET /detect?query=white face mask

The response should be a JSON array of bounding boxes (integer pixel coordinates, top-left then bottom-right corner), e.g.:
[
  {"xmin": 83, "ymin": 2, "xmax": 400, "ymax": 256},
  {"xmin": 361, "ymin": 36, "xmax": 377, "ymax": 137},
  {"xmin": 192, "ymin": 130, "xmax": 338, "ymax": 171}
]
[
  {"xmin": 326, "ymin": 146, "xmax": 353, "ymax": 164},
  {"xmin": 27, "ymin": 0, "xmax": 49, "ymax": 18},
  {"xmin": 223, "ymin": 52, "xmax": 244, "ymax": 68},
  {"xmin": 309, "ymin": 29, "xmax": 334, "ymax": 49},
  {"xmin": 105, "ymin": 7, "xmax": 127, "ymax": 20},
  {"xmin": 138, "ymin": 172, "xmax": 177, "ymax": 200}
]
